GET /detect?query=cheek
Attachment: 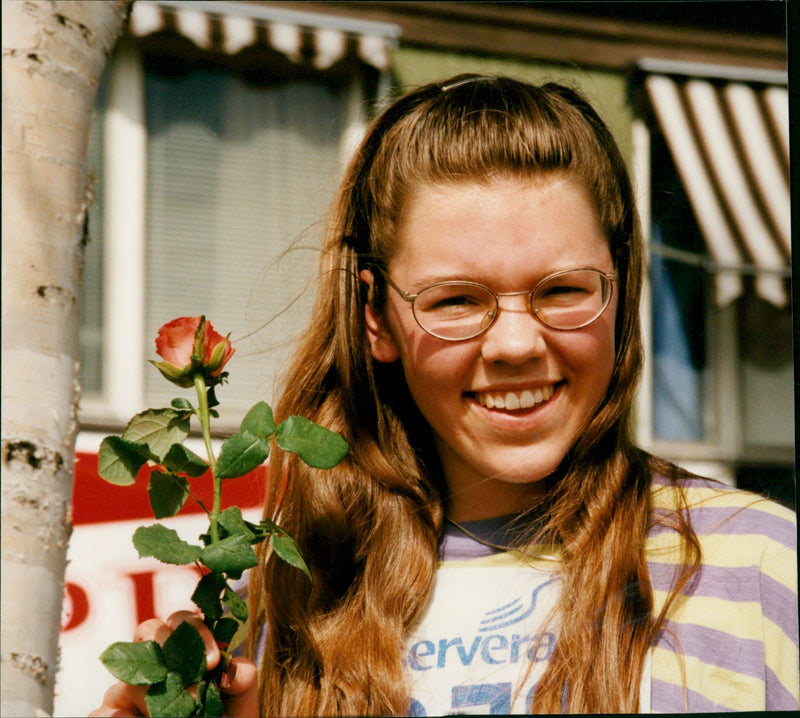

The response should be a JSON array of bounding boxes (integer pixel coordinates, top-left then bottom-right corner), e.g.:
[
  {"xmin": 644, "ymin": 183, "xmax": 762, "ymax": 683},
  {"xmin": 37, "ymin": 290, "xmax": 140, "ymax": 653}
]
[
  {"xmin": 399, "ymin": 340, "xmax": 474, "ymax": 390},
  {"xmin": 391, "ymin": 333, "xmax": 478, "ymax": 412},
  {"xmin": 587, "ymin": 319, "xmax": 617, "ymax": 396},
  {"xmin": 557, "ymin": 315, "xmax": 617, "ymax": 392}
]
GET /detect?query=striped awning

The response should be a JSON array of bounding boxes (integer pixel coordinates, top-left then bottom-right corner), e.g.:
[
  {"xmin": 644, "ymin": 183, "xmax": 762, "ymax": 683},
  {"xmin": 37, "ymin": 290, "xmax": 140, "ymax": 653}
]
[
  {"xmin": 641, "ymin": 60, "xmax": 790, "ymax": 307},
  {"xmin": 128, "ymin": 0, "xmax": 400, "ymax": 72}
]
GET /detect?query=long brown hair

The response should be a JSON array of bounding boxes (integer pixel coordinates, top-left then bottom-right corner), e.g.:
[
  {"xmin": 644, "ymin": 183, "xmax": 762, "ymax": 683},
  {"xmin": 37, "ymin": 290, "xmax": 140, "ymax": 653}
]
[{"xmin": 248, "ymin": 75, "xmax": 700, "ymax": 715}]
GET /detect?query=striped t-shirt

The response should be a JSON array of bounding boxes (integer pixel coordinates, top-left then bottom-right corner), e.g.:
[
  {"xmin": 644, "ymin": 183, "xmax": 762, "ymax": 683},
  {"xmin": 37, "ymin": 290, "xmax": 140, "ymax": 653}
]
[{"xmin": 406, "ymin": 475, "xmax": 798, "ymax": 713}]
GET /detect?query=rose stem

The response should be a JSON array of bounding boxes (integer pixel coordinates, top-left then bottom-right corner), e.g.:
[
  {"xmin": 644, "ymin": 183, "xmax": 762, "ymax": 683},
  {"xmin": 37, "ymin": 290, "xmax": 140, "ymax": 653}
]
[{"xmin": 194, "ymin": 372, "xmax": 221, "ymax": 543}]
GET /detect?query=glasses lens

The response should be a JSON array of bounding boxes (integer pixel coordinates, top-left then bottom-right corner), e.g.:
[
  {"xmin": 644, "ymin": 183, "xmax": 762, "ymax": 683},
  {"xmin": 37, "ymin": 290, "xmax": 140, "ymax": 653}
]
[
  {"xmin": 532, "ymin": 270, "xmax": 611, "ymax": 329},
  {"xmin": 414, "ymin": 283, "xmax": 497, "ymax": 339}
]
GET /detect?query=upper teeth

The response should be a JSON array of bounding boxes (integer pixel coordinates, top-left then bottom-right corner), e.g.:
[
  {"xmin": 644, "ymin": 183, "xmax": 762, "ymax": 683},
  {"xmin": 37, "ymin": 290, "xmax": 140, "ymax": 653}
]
[{"xmin": 476, "ymin": 385, "xmax": 555, "ymax": 410}]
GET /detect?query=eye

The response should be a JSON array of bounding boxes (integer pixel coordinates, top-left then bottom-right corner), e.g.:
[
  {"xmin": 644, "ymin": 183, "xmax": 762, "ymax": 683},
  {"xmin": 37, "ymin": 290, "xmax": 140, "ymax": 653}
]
[
  {"xmin": 417, "ymin": 284, "xmax": 492, "ymax": 314},
  {"xmin": 536, "ymin": 272, "xmax": 599, "ymax": 303},
  {"xmin": 541, "ymin": 284, "xmax": 586, "ymax": 296},
  {"xmin": 432, "ymin": 294, "xmax": 482, "ymax": 308},
  {"xmin": 538, "ymin": 283, "xmax": 591, "ymax": 301}
]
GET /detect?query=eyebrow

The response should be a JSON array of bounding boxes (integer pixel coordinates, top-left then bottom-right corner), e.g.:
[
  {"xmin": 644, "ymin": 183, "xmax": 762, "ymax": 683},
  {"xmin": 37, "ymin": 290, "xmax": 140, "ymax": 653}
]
[{"xmin": 405, "ymin": 272, "xmax": 472, "ymax": 288}]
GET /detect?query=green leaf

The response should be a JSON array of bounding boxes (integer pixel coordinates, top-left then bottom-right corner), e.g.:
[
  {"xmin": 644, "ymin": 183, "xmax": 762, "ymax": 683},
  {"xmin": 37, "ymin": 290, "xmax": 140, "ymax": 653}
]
[
  {"xmin": 162, "ymin": 621, "xmax": 206, "ymax": 685},
  {"xmin": 122, "ymin": 409, "xmax": 191, "ymax": 462},
  {"xmin": 163, "ymin": 443, "xmax": 209, "ymax": 477},
  {"xmin": 223, "ymin": 585, "xmax": 249, "ymax": 622},
  {"xmin": 100, "ymin": 640, "xmax": 167, "ymax": 685},
  {"xmin": 148, "ymin": 471, "xmax": 190, "ymax": 519},
  {"xmin": 171, "ymin": 397, "xmax": 194, "ymax": 411},
  {"xmin": 202, "ymin": 678, "xmax": 224, "ymax": 717},
  {"xmin": 133, "ymin": 524, "xmax": 201, "ymax": 565},
  {"xmin": 215, "ymin": 431, "xmax": 270, "ymax": 480},
  {"xmin": 275, "ymin": 415, "xmax": 349, "ymax": 469},
  {"xmin": 97, "ymin": 436, "xmax": 153, "ymax": 486},
  {"xmin": 145, "ymin": 672, "xmax": 196, "ymax": 717},
  {"xmin": 240, "ymin": 401, "xmax": 276, "ymax": 438},
  {"xmin": 200, "ymin": 534, "xmax": 258, "ymax": 577},
  {"xmin": 212, "ymin": 617, "xmax": 240, "ymax": 647},
  {"xmin": 191, "ymin": 572, "xmax": 226, "ymax": 623},
  {"xmin": 272, "ymin": 531, "xmax": 312, "ymax": 582},
  {"xmin": 218, "ymin": 507, "xmax": 256, "ymax": 542}
]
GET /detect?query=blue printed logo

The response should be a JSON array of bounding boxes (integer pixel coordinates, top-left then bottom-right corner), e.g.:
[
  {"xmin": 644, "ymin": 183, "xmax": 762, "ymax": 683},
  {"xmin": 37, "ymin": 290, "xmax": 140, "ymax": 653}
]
[{"xmin": 479, "ymin": 577, "xmax": 558, "ymax": 632}]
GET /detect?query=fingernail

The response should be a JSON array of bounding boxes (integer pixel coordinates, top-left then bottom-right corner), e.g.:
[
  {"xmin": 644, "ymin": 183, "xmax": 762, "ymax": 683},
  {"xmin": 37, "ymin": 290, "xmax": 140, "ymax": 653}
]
[{"xmin": 220, "ymin": 662, "xmax": 236, "ymax": 689}]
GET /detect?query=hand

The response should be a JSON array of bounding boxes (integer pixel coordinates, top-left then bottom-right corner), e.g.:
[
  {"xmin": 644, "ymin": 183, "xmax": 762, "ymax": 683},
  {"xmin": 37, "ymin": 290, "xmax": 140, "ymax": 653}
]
[{"xmin": 89, "ymin": 610, "xmax": 259, "ymax": 717}]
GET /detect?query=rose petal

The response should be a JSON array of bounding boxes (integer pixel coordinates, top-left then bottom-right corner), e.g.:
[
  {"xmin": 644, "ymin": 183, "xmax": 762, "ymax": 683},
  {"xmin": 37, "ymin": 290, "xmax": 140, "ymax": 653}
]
[{"xmin": 155, "ymin": 317, "xmax": 201, "ymax": 369}]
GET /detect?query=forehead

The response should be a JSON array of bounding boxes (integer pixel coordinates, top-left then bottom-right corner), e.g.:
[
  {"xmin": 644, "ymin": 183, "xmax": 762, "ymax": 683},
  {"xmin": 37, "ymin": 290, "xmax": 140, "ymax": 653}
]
[{"xmin": 389, "ymin": 175, "xmax": 611, "ymax": 286}]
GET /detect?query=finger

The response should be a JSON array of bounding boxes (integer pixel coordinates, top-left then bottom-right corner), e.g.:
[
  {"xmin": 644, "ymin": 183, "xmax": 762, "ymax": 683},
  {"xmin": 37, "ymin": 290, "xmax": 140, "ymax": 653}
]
[
  {"xmin": 165, "ymin": 610, "xmax": 220, "ymax": 668},
  {"xmin": 220, "ymin": 657, "xmax": 257, "ymax": 696},
  {"xmin": 88, "ymin": 681, "xmax": 148, "ymax": 716},
  {"xmin": 133, "ymin": 618, "xmax": 172, "ymax": 647},
  {"xmin": 220, "ymin": 657, "xmax": 259, "ymax": 717}
]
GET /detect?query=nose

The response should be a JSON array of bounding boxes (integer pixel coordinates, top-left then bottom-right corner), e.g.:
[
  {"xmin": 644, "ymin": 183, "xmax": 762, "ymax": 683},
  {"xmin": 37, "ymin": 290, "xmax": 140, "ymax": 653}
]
[{"xmin": 480, "ymin": 295, "xmax": 548, "ymax": 364}]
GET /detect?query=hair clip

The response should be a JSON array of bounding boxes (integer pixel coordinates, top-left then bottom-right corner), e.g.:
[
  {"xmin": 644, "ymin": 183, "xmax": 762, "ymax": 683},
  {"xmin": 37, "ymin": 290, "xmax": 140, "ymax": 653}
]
[{"xmin": 440, "ymin": 75, "xmax": 499, "ymax": 92}]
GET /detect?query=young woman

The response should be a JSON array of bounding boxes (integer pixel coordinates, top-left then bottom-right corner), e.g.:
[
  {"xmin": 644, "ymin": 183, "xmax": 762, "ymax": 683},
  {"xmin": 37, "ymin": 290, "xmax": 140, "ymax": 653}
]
[{"xmin": 92, "ymin": 75, "xmax": 798, "ymax": 716}]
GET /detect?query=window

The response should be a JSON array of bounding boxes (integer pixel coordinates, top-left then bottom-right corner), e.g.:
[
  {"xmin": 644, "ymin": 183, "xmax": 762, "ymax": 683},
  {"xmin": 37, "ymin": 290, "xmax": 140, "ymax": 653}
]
[
  {"xmin": 634, "ymin": 64, "xmax": 793, "ymax": 504},
  {"xmin": 648, "ymin": 131, "xmax": 793, "ymax": 454},
  {"xmin": 80, "ymin": 2, "xmax": 398, "ymax": 430},
  {"xmin": 649, "ymin": 133, "xmax": 708, "ymax": 443},
  {"xmin": 143, "ymin": 61, "xmax": 347, "ymax": 416}
]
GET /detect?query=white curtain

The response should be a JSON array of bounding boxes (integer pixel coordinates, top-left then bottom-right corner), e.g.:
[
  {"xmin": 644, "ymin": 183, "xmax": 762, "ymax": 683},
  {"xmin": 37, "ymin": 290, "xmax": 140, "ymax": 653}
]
[{"xmin": 143, "ymin": 69, "xmax": 347, "ymax": 421}]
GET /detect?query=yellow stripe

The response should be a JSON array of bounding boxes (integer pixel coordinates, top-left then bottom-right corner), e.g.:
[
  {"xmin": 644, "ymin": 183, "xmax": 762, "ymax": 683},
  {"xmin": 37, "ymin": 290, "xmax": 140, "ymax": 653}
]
[
  {"xmin": 646, "ymin": 532, "xmax": 796, "ymax": 592},
  {"xmin": 651, "ymin": 591, "xmax": 764, "ymax": 640},
  {"xmin": 651, "ymin": 645, "xmax": 766, "ymax": 711},
  {"xmin": 758, "ymin": 538, "xmax": 798, "ymax": 593}
]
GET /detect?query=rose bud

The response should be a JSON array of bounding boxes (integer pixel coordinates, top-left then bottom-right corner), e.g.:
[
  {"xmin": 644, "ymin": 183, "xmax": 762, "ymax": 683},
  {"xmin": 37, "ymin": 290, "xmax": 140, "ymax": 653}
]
[{"xmin": 151, "ymin": 316, "xmax": 235, "ymax": 388}]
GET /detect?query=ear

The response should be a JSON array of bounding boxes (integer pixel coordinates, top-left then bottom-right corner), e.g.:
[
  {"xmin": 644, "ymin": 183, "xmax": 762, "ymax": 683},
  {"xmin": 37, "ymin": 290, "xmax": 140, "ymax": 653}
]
[{"xmin": 359, "ymin": 269, "xmax": 400, "ymax": 363}]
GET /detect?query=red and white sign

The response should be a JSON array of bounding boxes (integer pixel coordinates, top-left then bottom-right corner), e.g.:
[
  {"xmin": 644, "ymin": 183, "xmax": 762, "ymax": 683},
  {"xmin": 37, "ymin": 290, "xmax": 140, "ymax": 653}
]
[{"xmin": 54, "ymin": 451, "xmax": 266, "ymax": 717}]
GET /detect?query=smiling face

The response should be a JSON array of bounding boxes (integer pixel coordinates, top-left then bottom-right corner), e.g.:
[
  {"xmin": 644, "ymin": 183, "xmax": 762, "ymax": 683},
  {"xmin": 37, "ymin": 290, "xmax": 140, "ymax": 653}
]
[{"xmin": 364, "ymin": 175, "xmax": 618, "ymax": 520}]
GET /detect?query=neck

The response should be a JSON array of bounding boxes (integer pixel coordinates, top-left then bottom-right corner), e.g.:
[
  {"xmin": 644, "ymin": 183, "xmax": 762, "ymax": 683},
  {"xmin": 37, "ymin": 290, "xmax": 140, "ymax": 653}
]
[{"xmin": 445, "ymin": 479, "xmax": 548, "ymax": 522}]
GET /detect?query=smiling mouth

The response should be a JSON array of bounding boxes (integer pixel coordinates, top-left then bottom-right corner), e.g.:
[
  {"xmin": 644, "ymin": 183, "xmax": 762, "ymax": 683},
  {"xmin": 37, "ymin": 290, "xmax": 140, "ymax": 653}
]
[{"xmin": 472, "ymin": 383, "xmax": 558, "ymax": 411}]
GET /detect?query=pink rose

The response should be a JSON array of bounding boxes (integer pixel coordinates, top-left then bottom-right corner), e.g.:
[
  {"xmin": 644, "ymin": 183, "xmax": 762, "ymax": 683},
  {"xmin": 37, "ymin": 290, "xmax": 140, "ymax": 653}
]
[{"xmin": 151, "ymin": 316, "xmax": 235, "ymax": 388}]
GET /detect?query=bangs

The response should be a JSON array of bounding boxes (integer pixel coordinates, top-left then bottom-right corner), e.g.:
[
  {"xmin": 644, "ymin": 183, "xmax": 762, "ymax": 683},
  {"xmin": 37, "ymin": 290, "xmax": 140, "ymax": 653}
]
[{"xmin": 365, "ymin": 77, "xmax": 627, "ymax": 256}]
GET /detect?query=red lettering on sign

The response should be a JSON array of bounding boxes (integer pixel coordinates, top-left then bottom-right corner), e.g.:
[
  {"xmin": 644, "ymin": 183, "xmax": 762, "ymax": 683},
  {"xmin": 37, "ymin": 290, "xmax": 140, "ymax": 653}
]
[
  {"xmin": 62, "ymin": 582, "xmax": 90, "ymax": 631},
  {"xmin": 126, "ymin": 570, "xmax": 157, "ymax": 624}
]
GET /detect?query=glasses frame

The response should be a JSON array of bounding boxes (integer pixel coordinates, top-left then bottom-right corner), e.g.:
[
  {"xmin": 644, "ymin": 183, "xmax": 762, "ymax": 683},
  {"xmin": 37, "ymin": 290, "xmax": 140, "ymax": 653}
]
[{"xmin": 377, "ymin": 266, "xmax": 617, "ymax": 341}]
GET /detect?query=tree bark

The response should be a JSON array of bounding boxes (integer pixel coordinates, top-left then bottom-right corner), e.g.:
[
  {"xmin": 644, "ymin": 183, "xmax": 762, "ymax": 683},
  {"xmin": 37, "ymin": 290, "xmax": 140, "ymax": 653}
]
[{"xmin": 1, "ymin": 2, "xmax": 129, "ymax": 715}]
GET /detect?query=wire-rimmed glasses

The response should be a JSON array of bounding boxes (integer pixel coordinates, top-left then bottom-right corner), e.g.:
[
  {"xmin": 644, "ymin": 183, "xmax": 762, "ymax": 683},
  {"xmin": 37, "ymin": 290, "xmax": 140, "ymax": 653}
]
[{"xmin": 378, "ymin": 267, "xmax": 617, "ymax": 341}]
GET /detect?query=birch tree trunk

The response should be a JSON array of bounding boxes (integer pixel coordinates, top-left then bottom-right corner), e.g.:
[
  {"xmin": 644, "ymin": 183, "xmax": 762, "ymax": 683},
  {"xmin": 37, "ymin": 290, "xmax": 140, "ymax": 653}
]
[{"xmin": 1, "ymin": 2, "xmax": 129, "ymax": 715}]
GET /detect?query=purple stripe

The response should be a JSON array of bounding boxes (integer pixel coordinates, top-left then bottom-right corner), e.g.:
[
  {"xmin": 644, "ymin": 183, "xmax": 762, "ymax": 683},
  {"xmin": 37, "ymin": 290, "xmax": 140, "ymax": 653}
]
[
  {"xmin": 766, "ymin": 665, "xmax": 800, "ymax": 710},
  {"xmin": 648, "ymin": 560, "xmax": 762, "ymax": 598},
  {"xmin": 649, "ymin": 561, "xmax": 798, "ymax": 646},
  {"xmin": 650, "ymin": 505, "xmax": 796, "ymax": 547},
  {"xmin": 650, "ymin": 678, "xmax": 736, "ymax": 712},
  {"xmin": 761, "ymin": 572, "xmax": 799, "ymax": 645},
  {"xmin": 654, "ymin": 620, "xmax": 765, "ymax": 679},
  {"xmin": 438, "ymin": 533, "xmax": 497, "ymax": 561}
]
